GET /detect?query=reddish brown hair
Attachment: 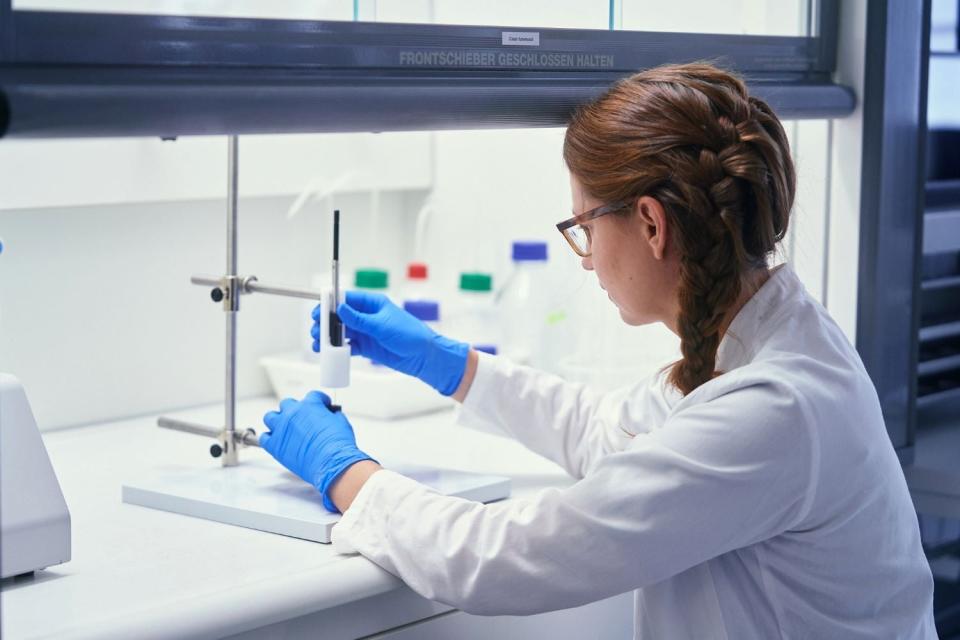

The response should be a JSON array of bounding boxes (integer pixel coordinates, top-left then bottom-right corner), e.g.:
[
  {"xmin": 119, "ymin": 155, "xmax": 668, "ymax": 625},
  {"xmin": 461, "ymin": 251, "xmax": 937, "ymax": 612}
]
[{"xmin": 563, "ymin": 62, "xmax": 796, "ymax": 396}]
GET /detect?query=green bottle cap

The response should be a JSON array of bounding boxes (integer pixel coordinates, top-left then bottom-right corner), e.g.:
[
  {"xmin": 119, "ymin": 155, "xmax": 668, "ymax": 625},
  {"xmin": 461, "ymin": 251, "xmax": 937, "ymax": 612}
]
[
  {"xmin": 459, "ymin": 272, "xmax": 493, "ymax": 292},
  {"xmin": 355, "ymin": 269, "xmax": 389, "ymax": 289}
]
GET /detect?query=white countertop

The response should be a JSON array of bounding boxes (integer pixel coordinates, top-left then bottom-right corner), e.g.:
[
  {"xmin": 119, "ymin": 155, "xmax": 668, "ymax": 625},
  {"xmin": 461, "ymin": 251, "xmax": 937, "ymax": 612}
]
[{"xmin": 2, "ymin": 398, "xmax": 572, "ymax": 639}]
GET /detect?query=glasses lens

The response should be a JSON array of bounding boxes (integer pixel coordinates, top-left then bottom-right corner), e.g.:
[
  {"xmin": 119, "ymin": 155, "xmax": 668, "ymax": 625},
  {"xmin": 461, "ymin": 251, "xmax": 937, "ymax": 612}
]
[{"xmin": 567, "ymin": 225, "xmax": 590, "ymax": 255}]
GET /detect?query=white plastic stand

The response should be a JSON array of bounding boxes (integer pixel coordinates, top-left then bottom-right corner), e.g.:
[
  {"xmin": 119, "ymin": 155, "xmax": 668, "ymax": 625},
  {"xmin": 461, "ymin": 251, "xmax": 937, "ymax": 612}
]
[{"xmin": 121, "ymin": 458, "xmax": 510, "ymax": 543}]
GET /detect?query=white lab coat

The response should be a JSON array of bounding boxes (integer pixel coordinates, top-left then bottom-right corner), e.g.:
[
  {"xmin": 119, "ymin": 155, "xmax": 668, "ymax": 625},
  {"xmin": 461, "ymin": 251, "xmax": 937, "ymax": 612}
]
[{"xmin": 333, "ymin": 265, "xmax": 936, "ymax": 639}]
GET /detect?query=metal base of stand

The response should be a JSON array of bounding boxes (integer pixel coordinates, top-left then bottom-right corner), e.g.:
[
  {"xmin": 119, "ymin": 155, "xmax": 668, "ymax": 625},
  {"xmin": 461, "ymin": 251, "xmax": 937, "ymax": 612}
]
[{"xmin": 122, "ymin": 459, "xmax": 511, "ymax": 543}]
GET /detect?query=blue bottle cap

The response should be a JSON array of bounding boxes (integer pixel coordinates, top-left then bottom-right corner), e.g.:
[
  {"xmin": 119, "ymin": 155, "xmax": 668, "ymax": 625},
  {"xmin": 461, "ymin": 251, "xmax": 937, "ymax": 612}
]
[
  {"xmin": 512, "ymin": 241, "xmax": 548, "ymax": 262},
  {"xmin": 473, "ymin": 344, "xmax": 498, "ymax": 355},
  {"xmin": 403, "ymin": 300, "xmax": 440, "ymax": 322}
]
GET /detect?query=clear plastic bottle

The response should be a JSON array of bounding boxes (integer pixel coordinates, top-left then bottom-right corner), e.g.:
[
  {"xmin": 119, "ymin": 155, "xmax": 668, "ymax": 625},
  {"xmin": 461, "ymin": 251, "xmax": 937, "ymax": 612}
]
[
  {"xmin": 449, "ymin": 272, "xmax": 499, "ymax": 354},
  {"xmin": 354, "ymin": 268, "xmax": 391, "ymax": 298},
  {"xmin": 401, "ymin": 262, "xmax": 434, "ymax": 305},
  {"xmin": 497, "ymin": 241, "xmax": 551, "ymax": 367}
]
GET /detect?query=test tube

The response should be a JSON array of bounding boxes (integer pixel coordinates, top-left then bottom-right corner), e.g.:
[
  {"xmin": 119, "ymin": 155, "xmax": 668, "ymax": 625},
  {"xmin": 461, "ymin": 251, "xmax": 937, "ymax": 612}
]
[{"xmin": 318, "ymin": 209, "xmax": 351, "ymax": 389}]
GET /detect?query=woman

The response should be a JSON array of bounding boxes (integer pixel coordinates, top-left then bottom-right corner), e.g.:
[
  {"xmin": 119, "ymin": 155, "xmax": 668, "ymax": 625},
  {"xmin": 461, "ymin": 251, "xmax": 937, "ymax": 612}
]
[{"xmin": 260, "ymin": 63, "xmax": 935, "ymax": 638}]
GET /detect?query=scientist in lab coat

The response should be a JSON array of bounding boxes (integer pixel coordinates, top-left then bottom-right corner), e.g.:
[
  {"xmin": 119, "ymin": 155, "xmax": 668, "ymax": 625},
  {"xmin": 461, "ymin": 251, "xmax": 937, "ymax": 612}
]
[{"xmin": 260, "ymin": 63, "xmax": 936, "ymax": 639}]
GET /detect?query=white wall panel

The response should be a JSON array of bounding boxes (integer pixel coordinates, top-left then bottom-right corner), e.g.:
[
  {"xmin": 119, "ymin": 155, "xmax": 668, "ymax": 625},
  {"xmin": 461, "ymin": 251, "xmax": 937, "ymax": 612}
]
[
  {"xmin": 0, "ymin": 190, "xmax": 416, "ymax": 430},
  {"xmin": 0, "ymin": 133, "xmax": 432, "ymax": 211},
  {"xmin": 789, "ymin": 119, "xmax": 831, "ymax": 304},
  {"xmin": 825, "ymin": 0, "xmax": 867, "ymax": 345}
]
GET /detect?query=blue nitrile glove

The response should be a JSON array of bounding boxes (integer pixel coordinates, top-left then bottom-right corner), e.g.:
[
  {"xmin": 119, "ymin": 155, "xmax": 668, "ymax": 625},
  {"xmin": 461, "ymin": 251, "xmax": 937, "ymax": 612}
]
[
  {"xmin": 311, "ymin": 290, "xmax": 469, "ymax": 396},
  {"xmin": 260, "ymin": 390, "xmax": 375, "ymax": 513}
]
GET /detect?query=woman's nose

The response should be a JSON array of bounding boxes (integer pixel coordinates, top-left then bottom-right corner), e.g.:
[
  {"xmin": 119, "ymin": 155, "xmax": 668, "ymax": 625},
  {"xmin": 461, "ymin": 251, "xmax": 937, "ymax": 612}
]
[{"xmin": 581, "ymin": 255, "xmax": 593, "ymax": 271}]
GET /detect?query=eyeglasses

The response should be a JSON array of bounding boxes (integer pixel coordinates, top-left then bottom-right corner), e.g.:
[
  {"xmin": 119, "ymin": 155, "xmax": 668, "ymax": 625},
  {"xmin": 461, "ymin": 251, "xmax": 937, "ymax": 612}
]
[{"xmin": 555, "ymin": 200, "xmax": 632, "ymax": 257}]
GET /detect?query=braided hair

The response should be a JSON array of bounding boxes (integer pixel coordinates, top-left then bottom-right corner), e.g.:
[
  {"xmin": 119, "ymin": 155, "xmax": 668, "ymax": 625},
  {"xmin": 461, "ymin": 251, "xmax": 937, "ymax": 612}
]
[{"xmin": 563, "ymin": 63, "xmax": 796, "ymax": 396}]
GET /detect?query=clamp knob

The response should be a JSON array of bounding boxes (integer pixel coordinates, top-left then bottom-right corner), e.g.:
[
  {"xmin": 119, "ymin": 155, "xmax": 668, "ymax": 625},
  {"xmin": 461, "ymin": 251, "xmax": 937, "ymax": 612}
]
[
  {"xmin": 210, "ymin": 288, "xmax": 225, "ymax": 303},
  {"xmin": 210, "ymin": 443, "xmax": 223, "ymax": 458}
]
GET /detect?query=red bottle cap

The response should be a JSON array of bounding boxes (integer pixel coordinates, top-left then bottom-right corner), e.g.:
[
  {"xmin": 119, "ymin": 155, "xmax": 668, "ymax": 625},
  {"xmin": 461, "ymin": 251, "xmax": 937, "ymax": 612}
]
[{"xmin": 407, "ymin": 262, "xmax": 428, "ymax": 280}]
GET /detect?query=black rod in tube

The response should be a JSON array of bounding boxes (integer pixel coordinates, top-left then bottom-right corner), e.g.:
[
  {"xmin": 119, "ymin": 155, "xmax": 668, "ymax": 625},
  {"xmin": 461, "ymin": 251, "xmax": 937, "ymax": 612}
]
[
  {"xmin": 333, "ymin": 209, "xmax": 340, "ymax": 260},
  {"xmin": 330, "ymin": 209, "xmax": 344, "ymax": 347}
]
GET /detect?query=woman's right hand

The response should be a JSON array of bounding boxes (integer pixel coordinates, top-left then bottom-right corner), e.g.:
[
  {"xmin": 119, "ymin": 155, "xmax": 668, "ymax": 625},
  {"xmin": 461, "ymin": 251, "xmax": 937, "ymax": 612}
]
[{"xmin": 311, "ymin": 290, "xmax": 470, "ymax": 396}]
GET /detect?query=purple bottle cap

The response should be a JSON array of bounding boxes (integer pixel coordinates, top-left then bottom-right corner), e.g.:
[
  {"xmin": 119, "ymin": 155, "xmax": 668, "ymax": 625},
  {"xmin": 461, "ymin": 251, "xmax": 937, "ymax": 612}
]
[
  {"xmin": 403, "ymin": 300, "xmax": 440, "ymax": 322},
  {"xmin": 512, "ymin": 241, "xmax": 548, "ymax": 262}
]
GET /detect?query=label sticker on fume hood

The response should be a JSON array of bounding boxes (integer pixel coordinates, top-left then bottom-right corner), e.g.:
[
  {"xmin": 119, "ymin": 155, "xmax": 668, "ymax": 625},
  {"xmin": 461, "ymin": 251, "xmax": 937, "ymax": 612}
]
[
  {"xmin": 502, "ymin": 31, "xmax": 540, "ymax": 46},
  {"xmin": 397, "ymin": 50, "xmax": 614, "ymax": 69}
]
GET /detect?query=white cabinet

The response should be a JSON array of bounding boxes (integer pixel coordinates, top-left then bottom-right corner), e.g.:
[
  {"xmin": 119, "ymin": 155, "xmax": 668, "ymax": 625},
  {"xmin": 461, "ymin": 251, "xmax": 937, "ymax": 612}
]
[
  {"xmin": 368, "ymin": 592, "xmax": 633, "ymax": 640},
  {"xmin": 0, "ymin": 132, "xmax": 433, "ymax": 210},
  {"xmin": 225, "ymin": 590, "xmax": 633, "ymax": 640}
]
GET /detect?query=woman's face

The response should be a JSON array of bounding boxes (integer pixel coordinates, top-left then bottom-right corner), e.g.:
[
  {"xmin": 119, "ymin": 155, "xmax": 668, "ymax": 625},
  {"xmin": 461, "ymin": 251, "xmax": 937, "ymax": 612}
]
[{"xmin": 569, "ymin": 174, "xmax": 680, "ymax": 329}]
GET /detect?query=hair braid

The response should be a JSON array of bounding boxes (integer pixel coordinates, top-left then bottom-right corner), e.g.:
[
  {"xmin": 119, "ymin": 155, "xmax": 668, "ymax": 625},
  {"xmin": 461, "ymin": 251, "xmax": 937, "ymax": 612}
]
[
  {"xmin": 663, "ymin": 157, "xmax": 746, "ymax": 392},
  {"xmin": 563, "ymin": 62, "xmax": 796, "ymax": 396},
  {"xmin": 674, "ymin": 232, "xmax": 742, "ymax": 391}
]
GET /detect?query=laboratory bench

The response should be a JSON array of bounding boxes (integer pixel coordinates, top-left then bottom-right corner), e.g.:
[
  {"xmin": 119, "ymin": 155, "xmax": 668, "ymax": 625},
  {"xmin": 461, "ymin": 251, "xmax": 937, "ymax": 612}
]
[{"xmin": 1, "ymin": 398, "xmax": 632, "ymax": 639}]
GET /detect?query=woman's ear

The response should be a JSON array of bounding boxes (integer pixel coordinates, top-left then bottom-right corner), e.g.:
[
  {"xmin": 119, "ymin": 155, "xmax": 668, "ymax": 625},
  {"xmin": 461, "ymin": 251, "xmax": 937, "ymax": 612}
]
[{"xmin": 635, "ymin": 196, "xmax": 669, "ymax": 260}]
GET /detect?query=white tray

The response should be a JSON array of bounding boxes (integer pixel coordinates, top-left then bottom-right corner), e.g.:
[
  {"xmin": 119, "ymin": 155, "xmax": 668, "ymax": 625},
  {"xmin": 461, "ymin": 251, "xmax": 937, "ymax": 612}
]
[{"xmin": 260, "ymin": 352, "xmax": 452, "ymax": 419}]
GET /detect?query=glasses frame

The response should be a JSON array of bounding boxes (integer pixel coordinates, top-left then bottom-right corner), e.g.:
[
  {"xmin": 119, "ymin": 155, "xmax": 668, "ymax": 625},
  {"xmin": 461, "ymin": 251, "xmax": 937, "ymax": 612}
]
[{"xmin": 555, "ymin": 200, "xmax": 632, "ymax": 257}]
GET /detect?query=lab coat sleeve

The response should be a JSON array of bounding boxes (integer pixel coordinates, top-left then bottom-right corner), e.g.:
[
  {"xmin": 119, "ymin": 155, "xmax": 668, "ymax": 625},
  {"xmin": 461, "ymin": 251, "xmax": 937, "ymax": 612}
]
[
  {"xmin": 456, "ymin": 351, "xmax": 672, "ymax": 478},
  {"xmin": 332, "ymin": 378, "xmax": 819, "ymax": 616}
]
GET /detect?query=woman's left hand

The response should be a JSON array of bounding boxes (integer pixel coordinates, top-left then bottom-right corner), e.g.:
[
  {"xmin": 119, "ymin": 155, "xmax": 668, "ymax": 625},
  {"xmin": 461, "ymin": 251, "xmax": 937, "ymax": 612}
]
[{"xmin": 261, "ymin": 390, "xmax": 376, "ymax": 513}]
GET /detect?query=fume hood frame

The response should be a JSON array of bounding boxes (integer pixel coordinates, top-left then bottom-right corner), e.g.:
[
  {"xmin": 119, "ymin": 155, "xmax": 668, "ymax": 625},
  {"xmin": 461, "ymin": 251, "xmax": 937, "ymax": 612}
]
[{"xmin": 0, "ymin": 1, "xmax": 852, "ymax": 138}]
